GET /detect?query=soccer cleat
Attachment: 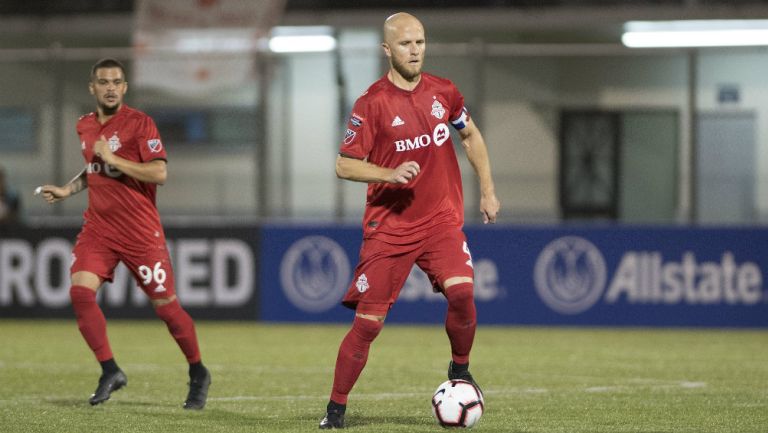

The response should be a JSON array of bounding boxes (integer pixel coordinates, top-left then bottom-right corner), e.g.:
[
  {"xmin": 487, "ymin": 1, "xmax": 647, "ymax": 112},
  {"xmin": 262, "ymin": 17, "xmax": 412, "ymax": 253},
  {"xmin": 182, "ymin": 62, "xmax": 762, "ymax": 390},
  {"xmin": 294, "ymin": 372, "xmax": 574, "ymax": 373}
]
[
  {"xmin": 448, "ymin": 361, "xmax": 483, "ymax": 396},
  {"xmin": 183, "ymin": 367, "xmax": 211, "ymax": 410},
  {"xmin": 319, "ymin": 409, "xmax": 345, "ymax": 429},
  {"xmin": 89, "ymin": 369, "xmax": 127, "ymax": 405}
]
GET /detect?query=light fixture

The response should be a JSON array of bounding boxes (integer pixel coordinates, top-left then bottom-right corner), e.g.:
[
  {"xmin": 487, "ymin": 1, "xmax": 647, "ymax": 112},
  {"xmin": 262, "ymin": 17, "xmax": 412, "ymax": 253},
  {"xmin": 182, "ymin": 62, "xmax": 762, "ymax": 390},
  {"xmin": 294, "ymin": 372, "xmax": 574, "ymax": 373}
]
[
  {"xmin": 269, "ymin": 26, "xmax": 337, "ymax": 53},
  {"xmin": 622, "ymin": 20, "xmax": 768, "ymax": 48}
]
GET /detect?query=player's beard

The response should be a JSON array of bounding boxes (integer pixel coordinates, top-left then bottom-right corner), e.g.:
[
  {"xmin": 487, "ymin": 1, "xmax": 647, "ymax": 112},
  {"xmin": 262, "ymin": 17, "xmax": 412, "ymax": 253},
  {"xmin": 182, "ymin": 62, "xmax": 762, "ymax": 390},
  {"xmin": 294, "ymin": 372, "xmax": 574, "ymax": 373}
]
[
  {"xmin": 392, "ymin": 57, "xmax": 422, "ymax": 82},
  {"xmin": 98, "ymin": 99, "xmax": 120, "ymax": 116}
]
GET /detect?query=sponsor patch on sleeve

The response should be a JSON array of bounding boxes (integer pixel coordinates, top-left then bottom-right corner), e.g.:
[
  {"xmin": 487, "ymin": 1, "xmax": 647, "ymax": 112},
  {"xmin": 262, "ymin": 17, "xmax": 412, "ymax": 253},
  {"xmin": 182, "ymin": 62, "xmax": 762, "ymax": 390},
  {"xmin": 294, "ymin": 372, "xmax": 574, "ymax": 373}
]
[
  {"xmin": 450, "ymin": 106, "xmax": 471, "ymax": 130},
  {"xmin": 350, "ymin": 112, "xmax": 365, "ymax": 128},
  {"xmin": 147, "ymin": 139, "xmax": 163, "ymax": 153}
]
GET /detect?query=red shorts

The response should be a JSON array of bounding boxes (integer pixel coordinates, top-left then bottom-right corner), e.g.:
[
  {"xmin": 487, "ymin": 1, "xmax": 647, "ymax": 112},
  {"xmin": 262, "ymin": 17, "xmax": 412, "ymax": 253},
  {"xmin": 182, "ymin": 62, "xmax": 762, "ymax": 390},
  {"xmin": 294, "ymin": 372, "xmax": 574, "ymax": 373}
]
[
  {"xmin": 342, "ymin": 227, "xmax": 474, "ymax": 315},
  {"xmin": 70, "ymin": 227, "xmax": 176, "ymax": 300}
]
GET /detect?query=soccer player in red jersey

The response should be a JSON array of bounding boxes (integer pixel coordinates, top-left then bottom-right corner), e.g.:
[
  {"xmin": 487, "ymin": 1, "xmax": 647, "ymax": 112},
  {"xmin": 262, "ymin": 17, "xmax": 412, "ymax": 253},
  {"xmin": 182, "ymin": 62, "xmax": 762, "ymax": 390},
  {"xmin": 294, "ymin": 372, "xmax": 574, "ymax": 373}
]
[
  {"xmin": 319, "ymin": 13, "xmax": 501, "ymax": 429},
  {"xmin": 37, "ymin": 58, "xmax": 211, "ymax": 409}
]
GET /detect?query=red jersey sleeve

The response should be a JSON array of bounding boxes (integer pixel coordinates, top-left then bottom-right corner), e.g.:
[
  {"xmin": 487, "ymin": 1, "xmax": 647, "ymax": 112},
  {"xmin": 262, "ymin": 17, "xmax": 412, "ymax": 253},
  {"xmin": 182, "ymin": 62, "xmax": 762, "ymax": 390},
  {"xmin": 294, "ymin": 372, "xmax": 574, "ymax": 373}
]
[
  {"xmin": 447, "ymin": 83, "xmax": 471, "ymax": 130},
  {"xmin": 136, "ymin": 115, "xmax": 167, "ymax": 162},
  {"xmin": 339, "ymin": 97, "xmax": 375, "ymax": 159}
]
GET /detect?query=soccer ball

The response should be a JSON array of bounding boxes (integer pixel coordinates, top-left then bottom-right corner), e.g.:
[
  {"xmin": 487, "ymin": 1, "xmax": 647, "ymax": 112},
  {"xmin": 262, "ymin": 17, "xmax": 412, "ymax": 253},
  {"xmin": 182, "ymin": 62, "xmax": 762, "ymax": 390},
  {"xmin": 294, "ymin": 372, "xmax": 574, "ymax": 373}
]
[{"xmin": 431, "ymin": 379, "xmax": 484, "ymax": 428}]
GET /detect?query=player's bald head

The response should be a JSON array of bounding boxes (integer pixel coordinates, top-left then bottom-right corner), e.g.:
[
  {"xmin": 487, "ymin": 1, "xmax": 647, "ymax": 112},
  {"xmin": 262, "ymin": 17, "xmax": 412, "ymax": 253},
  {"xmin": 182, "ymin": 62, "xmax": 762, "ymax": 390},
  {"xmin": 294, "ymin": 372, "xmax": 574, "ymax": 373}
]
[{"xmin": 383, "ymin": 12, "xmax": 424, "ymax": 44}]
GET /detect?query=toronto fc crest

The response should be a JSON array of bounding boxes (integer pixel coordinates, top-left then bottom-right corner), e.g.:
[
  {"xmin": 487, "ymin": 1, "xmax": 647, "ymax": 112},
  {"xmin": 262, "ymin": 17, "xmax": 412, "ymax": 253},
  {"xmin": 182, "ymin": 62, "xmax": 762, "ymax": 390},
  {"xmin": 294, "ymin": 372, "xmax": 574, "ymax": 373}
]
[
  {"xmin": 431, "ymin": 98, "xmax": 445, "ymax": 119},
  {"xmin": 108, "ymin": 132, "xmax": 122, "ymax": 152},
  {"xmin": 355, "ymin": 273, "xmax": 369, "ymax": 293}
]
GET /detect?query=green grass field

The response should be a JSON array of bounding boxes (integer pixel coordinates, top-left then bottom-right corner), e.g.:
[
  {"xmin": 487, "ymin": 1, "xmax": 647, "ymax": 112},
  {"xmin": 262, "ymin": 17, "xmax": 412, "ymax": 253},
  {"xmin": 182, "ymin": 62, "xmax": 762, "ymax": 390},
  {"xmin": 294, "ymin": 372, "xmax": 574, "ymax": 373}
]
[{"xmin": 1, "ymin": 320, "xmax": 767, "ymax": 433}]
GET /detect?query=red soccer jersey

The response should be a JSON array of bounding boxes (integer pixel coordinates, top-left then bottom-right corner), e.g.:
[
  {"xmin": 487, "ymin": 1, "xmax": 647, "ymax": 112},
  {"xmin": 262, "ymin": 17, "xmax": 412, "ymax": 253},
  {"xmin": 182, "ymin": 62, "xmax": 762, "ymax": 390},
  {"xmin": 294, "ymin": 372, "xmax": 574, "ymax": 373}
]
[
  {"xmin": 76, "ymin": 104, "xmax": 167, "ymax": 254},
  {"xmin": 340, "ymin": 73, "xmax": 472, "ymax": 245}
]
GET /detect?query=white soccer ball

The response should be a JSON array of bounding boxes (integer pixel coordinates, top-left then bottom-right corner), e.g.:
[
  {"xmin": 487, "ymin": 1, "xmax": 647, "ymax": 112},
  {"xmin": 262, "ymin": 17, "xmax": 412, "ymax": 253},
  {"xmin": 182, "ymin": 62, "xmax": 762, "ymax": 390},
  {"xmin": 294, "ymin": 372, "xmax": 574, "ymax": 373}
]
[{"xmin": 431, "ymin": 379, "xmax": 484, "ymax": 428}]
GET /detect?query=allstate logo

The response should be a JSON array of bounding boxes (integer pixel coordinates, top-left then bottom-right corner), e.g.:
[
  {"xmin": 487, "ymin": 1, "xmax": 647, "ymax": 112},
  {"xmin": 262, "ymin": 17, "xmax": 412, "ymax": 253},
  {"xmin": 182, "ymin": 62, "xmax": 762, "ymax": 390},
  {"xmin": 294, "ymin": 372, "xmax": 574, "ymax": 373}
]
[
  {"xmin": 533, "ymin": 236, "xmax": 607, "ymax": 314},
  {"xmin": 280, "ymin": 236, "xmax": 351, "ymax": 313}
]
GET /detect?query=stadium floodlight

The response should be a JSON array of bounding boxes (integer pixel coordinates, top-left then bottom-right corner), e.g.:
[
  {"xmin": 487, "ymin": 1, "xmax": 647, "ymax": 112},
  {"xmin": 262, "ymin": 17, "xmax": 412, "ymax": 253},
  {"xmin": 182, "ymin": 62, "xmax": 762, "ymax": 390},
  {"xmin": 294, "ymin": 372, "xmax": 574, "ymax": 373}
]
[
  {"xmin": 269, "ymin": 26, "xmax": 337, "ymax": 53},
  {"xmin": 622, "ymin": 20, "xmax": 768, "ymax": 48}
]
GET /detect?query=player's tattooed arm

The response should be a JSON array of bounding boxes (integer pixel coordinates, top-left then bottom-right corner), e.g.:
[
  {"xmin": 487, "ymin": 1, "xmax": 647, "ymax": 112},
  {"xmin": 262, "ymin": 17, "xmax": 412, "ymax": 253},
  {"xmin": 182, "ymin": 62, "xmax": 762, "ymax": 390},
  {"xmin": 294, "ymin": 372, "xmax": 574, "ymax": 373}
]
[
  {"xmin": 37, "ymin": 166, "xmax": 87, "ymax": 204},
  {"xmin": 66, "ymin": 167, "xmax": 88, "ymax": 195}
]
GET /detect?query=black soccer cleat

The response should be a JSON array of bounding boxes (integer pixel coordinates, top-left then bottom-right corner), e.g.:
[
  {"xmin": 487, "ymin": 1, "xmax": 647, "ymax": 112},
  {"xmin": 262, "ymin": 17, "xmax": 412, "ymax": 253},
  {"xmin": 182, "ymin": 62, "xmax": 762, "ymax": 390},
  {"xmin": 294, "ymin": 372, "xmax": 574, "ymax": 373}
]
[
  {"xmin": 319, "ymin": 409, "xmax": 345, "ymax": 429},
  {"xmin": 89, "ymin": 369, "xmax": 127, "ymax": 405},
  {"xmin": 183, "ymin": 367, "xmax": 211, "ymax": 410},
  {"xmin": 448, "ymin": 361, "xmax": 483, "ymax": 396}
]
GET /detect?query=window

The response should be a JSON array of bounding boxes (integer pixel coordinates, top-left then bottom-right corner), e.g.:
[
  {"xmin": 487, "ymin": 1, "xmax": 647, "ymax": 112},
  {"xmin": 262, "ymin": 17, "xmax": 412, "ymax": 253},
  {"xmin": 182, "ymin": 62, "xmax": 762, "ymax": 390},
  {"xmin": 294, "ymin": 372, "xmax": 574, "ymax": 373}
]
[
  {"xmin": 145, "ymin": 107, "xmax": 258, "ymax": 148},
  {"xmin": 0, "ymin": 107, "xmax": 36, "ymax": 151}
]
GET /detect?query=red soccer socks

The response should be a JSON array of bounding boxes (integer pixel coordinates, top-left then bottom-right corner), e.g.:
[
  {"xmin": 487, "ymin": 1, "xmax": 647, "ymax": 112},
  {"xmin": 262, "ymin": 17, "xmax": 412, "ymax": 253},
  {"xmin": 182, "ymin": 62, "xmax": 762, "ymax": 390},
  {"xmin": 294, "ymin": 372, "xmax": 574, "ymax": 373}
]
[
  {"xmin": 154, "ymin": 300, "xmax": 202, "ymax": 364},
  {"xmin": 444, "ymin": 282, "xmax": 477, "ymax": 365},
  {"xmin": 330, "ymin": 315, "xmax": 384, "ymax": 404},
  {"xmin": 71, "ymin": 286, "xmax": 201, "ymax": 369},
  {"xmin": 70, "ymin": 285, "xmax": 113, "ymax": 362}
]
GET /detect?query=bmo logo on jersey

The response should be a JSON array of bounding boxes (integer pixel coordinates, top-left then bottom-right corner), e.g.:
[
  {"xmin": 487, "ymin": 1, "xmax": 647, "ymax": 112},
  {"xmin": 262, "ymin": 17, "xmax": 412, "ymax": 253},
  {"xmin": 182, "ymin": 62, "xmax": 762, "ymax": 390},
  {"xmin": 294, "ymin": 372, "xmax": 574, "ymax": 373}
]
[
  {"xmin": 87, "ymin": 162, "xmax": 123, "ymax": 178},
  {"xmin": 394, "ymin": 123, "xmax": 450, "ymax": 152}
]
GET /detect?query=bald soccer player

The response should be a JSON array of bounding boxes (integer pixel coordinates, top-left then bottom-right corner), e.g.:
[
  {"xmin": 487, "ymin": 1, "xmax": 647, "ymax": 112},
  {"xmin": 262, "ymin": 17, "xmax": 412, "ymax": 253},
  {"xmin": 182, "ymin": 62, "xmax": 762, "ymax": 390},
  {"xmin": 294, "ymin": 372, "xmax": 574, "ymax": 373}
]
[{"xmin": 319, "ymin": 13, "xmax": 501, "ymax": 429}]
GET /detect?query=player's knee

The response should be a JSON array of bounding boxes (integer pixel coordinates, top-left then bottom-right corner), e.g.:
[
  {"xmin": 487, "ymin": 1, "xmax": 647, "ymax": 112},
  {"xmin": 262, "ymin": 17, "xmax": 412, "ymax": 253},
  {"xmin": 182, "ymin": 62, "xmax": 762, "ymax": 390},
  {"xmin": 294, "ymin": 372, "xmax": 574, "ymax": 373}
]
[
  {"xmin": 151, "ymin": 295, "xmax": 177, "ymax": 308},
  {"xmin": 443, "ymin": 276, "xmax": 473, "ymax": 288},
  {"xmin": 444, "ymin": 282, "xmax": 474, "ymax": 307},
  {"xmin": 355, "ymin": 312, "xmax": 386, "ymax": 322},
  {"xmin": 70, "ymin": 271, "xmax": 101, "ymax": 290},
  {"xmin": 153, "ymin": 297, "xmax": 181, "ymax": 317},
  {"xmin": 352, "ymin": 314, "xmax": 385, "ymax": 342},
  {"xmin": 70, "ymin": 285, "xmax": 97, "ymax": 305}
]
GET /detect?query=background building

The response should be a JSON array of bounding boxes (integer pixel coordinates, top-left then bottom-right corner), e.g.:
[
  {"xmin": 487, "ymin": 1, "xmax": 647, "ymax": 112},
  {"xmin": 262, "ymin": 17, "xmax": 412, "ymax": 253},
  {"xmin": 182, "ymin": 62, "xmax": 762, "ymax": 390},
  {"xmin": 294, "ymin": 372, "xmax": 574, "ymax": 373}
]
[{"xmin": 1, "ymin": 0, "xmax": 767, "ymax": 226}]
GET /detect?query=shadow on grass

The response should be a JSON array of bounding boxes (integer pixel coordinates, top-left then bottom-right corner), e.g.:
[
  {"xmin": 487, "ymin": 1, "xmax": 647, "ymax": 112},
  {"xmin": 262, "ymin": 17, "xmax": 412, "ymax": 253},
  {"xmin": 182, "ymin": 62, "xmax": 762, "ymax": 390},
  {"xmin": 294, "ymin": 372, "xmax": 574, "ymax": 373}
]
[
  {"xmin": 46, "ymin": 398, "xmax": 180, "ymax": 410},
  {"xmin": 295, "ymin": 411, "xmax": 429, "ymax": 428},
  {"xmin": 346, "ymin": 415, "xmax": 428, "ymax": 428},
  {"xmin": 45, "ymin": 398, "xmax": 86, "ymax": 407}
]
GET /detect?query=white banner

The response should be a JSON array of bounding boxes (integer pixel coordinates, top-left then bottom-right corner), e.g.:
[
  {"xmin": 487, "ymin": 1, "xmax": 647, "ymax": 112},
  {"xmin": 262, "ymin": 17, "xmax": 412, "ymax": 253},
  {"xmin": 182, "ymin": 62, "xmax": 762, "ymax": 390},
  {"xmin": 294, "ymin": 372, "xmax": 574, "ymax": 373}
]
[{"xmin": 133, "ymin": 0, "xmax": 286, "ymax": 95}]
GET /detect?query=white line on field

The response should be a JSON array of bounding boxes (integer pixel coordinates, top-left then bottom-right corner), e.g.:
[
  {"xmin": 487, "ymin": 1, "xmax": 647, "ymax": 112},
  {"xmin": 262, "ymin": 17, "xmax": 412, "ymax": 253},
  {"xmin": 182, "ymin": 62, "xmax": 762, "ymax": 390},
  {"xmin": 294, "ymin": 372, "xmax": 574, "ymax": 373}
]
[
  {"xmin": 0, "ymin": 380, "xmax": 707, "ymax": 404},
  {"xmin": 208, "ymin": 388, "xmax": 535, "ymax": 402},
  {"xmin": 679, "ymin": 381, "xmax": 706, "ymax": 388},
  {"xmin": 208, "ymin": 380, "xmax": 707, "ymax": 403},
  {"xmin": 585, "ymin": 380, "xmax": 707, "ymax": 393}
]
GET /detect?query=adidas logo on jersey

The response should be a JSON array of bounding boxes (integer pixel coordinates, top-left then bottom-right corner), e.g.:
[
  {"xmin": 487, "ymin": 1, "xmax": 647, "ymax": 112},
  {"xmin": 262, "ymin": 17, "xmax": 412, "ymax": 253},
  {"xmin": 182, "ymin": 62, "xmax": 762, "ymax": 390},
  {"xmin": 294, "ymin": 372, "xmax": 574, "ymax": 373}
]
[{"xmin": 391, "ymin": 116, "xmax": 405, "ymax": 127}]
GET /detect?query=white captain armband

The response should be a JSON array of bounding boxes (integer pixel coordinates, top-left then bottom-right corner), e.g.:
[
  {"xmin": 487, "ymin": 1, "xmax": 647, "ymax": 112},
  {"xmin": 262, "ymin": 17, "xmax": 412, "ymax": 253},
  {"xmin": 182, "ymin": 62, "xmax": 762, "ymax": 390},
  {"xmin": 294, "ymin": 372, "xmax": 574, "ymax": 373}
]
[{"xmin": 450, "ymin": 106, "xmax": 471, "ymax": 130}]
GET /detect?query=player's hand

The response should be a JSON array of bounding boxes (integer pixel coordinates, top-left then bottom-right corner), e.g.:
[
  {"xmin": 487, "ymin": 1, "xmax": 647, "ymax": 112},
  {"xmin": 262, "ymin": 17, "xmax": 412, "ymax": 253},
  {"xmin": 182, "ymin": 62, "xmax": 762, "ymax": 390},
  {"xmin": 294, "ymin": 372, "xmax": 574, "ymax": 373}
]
[
  {"xmin": 93, "ymin": 135, "xmax": 114, "ymax": 164},
  {"xmin": 388, "ymin": 161, "xmax": 420, "ymax": 184},
  {"xmin": 480, "ymin": 193, "xmax": 500, "ymax": 224},
  {"xmin": 36, "ymin": 185, "xmax": 71, "ymax": 204}
]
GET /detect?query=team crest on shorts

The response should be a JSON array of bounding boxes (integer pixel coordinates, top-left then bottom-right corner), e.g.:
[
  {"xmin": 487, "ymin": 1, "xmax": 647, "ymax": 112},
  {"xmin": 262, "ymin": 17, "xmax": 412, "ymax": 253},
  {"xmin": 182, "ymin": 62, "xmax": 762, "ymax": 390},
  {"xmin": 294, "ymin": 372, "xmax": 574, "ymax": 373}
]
[{"xmin": 356, "ymin": 273, "xmax": 369, "ymax": 293}]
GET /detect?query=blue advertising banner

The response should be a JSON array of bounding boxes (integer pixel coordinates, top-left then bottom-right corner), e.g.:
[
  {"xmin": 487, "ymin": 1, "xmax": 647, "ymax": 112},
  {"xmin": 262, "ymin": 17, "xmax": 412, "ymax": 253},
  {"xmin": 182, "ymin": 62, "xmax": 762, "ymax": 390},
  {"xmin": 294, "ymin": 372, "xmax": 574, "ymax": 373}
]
[{"xmin": 260, "ymin": 224, "xmax": 768, "ymax": 327}]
